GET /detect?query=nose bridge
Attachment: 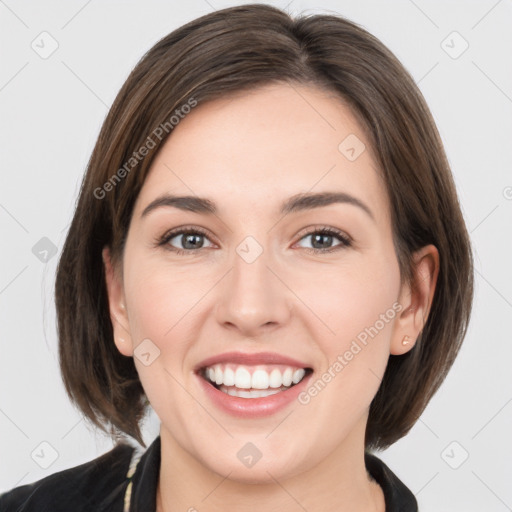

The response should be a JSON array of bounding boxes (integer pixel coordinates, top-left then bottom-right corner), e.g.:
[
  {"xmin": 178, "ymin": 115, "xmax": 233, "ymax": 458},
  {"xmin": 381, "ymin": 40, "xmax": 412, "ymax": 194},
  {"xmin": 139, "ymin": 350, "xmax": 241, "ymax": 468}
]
[{"xmin": 215, "ymin": 232, "xmax": 291, "ymax": 334}]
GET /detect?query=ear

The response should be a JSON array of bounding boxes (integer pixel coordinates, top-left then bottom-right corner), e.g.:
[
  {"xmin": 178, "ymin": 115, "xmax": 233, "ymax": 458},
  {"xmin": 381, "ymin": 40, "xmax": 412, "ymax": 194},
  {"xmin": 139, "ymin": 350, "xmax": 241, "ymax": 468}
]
[
  {"xmin": 391, "ymin": 244, "xmax": 440, "ymax": 355},
  {"xmin": 102, "ymin": 246, "xmax": 134, "ymax": 357}
]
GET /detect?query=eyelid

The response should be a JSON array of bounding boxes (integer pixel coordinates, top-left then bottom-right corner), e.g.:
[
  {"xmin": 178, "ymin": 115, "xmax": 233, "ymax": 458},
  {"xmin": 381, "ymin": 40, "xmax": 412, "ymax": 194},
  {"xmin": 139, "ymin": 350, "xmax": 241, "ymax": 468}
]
[
  {"xmin": 292, "ymin": 225, "xmax": 352, "ymax": 253},
  {"xmin": 156, "ymin": 225, "xmax": 216, "ymax": 251},
  {"xmin": 294, "ymin": 224, "xmax": 352, "ymax": 244},
  {"xmin": 156, "ymin": 224, "xmax": 352, "ymax": 254}
]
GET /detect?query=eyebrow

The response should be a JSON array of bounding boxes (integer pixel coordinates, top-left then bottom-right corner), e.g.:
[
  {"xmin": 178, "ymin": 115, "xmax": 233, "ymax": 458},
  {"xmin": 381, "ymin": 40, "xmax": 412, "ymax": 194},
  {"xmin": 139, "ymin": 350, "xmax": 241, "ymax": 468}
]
[{"xmin": 140, "ymin": 191, "xmax": 374, "ymax": 221}]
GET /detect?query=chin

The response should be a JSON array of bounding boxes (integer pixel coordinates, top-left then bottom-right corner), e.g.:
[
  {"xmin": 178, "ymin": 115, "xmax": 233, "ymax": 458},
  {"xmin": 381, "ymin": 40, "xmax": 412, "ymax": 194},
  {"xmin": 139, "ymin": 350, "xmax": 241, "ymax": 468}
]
[{"xmin": 193, "ymin": 438, "xmax": 313, "ymax": 485}]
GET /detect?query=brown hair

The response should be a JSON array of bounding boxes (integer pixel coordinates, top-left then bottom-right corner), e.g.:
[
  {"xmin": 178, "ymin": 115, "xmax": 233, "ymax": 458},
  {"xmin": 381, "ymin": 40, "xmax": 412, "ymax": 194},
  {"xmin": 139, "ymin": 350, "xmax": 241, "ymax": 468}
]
[{"xmin": 55, "ymin": 3, "xmax": 474, "ymax": 450}]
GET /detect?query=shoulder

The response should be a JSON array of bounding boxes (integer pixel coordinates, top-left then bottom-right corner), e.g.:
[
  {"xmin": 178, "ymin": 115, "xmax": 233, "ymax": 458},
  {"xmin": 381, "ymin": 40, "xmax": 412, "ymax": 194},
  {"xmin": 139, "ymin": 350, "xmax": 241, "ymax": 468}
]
[
  {"xmin": 365, "ymin": 452, "xmax": 418, "ymax": 512},
  {"xmin": 0, "ymin": 442, "xmax": 137, "ymax": 512}
]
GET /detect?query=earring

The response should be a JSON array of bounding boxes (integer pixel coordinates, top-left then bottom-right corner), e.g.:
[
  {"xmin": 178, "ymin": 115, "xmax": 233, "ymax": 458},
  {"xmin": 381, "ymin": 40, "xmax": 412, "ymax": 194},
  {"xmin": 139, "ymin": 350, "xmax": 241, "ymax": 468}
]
[
  {"xmin": 402, "ymin": 335, "xmax": 412, "ymax": 346},
  {"xmin": 118, "ymin": 337, "xmax": 125, "ymax": 343}
]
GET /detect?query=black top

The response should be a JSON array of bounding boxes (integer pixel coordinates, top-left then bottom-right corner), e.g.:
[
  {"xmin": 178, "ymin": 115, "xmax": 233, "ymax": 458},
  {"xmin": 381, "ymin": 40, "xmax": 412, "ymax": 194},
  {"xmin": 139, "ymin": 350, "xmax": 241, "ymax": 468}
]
[{"xmin": 0, "ymin": 435, "xmax": 418, "ymax": 511}]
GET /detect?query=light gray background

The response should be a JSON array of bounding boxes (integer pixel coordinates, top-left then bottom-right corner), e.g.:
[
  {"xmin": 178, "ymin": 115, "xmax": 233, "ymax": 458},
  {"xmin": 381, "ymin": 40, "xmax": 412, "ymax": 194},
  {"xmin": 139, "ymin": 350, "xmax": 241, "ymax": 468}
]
[{"xmin": 1, "ymin": 0, "xmax": 511, "ymax": 510}]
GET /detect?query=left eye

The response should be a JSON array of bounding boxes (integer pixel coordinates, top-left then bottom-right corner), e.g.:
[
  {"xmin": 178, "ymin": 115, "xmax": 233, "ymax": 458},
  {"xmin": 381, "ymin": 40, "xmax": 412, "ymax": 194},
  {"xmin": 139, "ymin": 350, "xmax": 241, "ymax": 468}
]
[{"xmin": 295, "ymin": 228, "xmax": 352, "ymax": 253}]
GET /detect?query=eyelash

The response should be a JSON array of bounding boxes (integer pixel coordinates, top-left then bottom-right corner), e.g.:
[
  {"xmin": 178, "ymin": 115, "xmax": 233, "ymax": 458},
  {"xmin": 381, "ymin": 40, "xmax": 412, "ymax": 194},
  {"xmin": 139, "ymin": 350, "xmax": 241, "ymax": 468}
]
[{"xmin": 155, "ymin": 225, "xmax": 352, "ymax": 256}]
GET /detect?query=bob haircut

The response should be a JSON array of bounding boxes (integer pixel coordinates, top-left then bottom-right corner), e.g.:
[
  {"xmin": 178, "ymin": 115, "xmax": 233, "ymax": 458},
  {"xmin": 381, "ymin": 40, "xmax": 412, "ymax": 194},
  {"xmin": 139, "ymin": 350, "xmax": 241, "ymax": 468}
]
[{"xmin": 55, "ymin": 3, "xmax": 474, "ymax": 450}]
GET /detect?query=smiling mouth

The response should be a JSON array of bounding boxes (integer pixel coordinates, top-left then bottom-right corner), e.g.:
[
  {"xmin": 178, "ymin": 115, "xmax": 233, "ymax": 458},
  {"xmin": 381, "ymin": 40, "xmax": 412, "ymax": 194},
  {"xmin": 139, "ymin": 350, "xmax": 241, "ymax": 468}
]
[{"xmin": 199, "ymin": 363, "xmax": 313, "ymax": 399}]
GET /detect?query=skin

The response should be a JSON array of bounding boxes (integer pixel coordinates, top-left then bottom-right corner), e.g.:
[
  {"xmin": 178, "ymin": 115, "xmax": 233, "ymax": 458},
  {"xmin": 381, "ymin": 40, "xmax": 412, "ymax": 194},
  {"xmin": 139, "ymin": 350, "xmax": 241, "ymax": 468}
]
[{"xmin": 103, "ymin": 82, "xmax": 439, "ymax": 512}]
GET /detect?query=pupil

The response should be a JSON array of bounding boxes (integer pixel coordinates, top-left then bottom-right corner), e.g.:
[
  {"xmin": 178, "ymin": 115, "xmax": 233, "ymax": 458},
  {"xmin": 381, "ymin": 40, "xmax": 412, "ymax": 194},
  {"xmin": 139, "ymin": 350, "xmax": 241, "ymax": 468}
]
[
  {"xmin": 313, "ymin": 234, "xmax": 331, "ymax": 249},
  {"xmin": 183, "ymin": 234, "xmax": 202, "ymax": 249}
]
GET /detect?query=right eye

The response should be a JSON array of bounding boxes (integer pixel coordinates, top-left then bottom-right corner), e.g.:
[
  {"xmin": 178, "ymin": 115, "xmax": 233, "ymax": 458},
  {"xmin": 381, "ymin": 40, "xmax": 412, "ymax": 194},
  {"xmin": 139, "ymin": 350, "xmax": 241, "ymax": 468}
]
[{"xmin": 157, "ymin": 227, "xmax": 215, "ymax": 255}]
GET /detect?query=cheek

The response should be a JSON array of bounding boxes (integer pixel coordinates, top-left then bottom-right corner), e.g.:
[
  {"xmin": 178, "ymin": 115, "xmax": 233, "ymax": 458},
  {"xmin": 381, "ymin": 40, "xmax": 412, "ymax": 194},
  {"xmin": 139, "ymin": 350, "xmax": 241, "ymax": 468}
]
[
  {"xmin": 299, "ymin": 278, "xmax": 399, "ymax": 426},
  {"xmin": 123, "ymin": 260, "xmax": 198, "ymax": 418},
  {"xmin": 299, "ymin": 252, "xmax": 400, "ymax": 348},
  {"xmin": 334, "ymin": 279, "xmax": 399, "ymax": 351},
  {"xmin": 122, "ymin": 254, "xmax": 221, "ymax": 420},
  {"xmin": 302, "ymin": 250, "xmax": 401, "ymax": 406},
  {"xmin": 124, "ymin": 251, "xmax": 194, "ymax": 334}
]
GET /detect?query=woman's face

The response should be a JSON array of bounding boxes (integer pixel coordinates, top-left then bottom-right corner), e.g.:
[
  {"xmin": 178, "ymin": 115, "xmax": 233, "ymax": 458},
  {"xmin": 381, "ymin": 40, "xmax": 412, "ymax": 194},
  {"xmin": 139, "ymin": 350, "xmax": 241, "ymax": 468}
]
[{"xmin": 105, "ymin": 83, "xmax": 427, "ymax": 482}]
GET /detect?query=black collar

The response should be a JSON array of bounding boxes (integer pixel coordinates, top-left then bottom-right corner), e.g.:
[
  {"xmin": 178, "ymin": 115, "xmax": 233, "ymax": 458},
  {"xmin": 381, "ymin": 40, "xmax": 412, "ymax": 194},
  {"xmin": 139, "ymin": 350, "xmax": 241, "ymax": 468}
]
[{"xmin": 127, "ymin": 436, "xmax": 417, "ymax": 511}]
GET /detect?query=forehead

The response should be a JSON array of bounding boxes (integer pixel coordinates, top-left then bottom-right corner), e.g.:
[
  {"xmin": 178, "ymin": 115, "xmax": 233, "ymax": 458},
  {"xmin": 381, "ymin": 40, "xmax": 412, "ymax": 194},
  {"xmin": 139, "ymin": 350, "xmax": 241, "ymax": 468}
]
[{"xmin": 133, "ymin": 83, "xmax": 388, "ymax": 221}]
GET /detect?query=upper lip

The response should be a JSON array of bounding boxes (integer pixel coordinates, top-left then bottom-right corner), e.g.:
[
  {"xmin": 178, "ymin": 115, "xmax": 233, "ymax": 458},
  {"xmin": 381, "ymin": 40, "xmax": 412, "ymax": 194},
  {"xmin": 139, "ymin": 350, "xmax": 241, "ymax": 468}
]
[{"xmin": 194, "ymin": 351, "xmax": 312, "ymax": 372}]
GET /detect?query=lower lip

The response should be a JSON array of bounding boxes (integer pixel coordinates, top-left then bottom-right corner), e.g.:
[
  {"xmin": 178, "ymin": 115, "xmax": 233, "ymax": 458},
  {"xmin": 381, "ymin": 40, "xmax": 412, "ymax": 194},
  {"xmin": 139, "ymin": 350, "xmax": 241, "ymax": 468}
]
[{"xmin": 196, "ymin": 372, "xmax": 313, "ymax": 418}]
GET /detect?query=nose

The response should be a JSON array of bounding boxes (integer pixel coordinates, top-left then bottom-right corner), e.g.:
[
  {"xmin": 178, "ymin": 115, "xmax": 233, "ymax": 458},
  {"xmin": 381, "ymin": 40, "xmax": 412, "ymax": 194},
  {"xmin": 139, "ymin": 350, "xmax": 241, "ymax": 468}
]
[{"xmin": 215, "ymin": 240, "xmax": 293, "ymax": 337}]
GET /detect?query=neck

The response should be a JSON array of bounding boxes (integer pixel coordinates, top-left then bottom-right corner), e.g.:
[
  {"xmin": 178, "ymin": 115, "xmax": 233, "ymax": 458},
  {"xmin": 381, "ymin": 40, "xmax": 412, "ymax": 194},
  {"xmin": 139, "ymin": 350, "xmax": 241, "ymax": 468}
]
[{"xmin": 156, "ymin": 419, "xmax": 385, "ymax": 512}]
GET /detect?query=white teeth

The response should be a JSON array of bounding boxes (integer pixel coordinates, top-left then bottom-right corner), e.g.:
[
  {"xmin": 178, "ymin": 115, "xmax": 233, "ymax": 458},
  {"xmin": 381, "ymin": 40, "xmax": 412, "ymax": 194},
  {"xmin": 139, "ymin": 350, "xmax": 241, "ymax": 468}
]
[
  {"xmin": 234, "ymin": 367, "xmax": 252, "ymax": 389},
  {"xmin": 215, "ymin": 366, "xmax": 223, "ymax": 385},
  {"xmin": 269, "ymin": 368, "xmax": 282, "ymax": 388},
  {"xmin": 219, "ymin": 385, "xmax": 284, "ymax": 398},
  {"xmin": 292, "ymin": 369, "xmax": 306, "ymax": 384},
  {"xmin": 223, "ymin": 367, "xmax": 235, "ymax": 386},
  {"xmin": 203, "ymin": 364, "xmax": 309, "ymax": 391},
  {"xmin": 251, "ymin": 370, "xmax": 269, "ymax": 389},
  {"xmin": 282, "ymin": 367, "xmax": 293, "ymax": 386},
  {"xmin": 237, "ymin": 390, "xmax": 255, "ymax": 398}
]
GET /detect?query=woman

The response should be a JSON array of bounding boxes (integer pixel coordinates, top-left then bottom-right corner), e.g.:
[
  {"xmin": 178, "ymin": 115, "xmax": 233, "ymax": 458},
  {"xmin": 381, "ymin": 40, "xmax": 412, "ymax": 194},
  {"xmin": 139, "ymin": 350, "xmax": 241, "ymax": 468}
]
[{"xmin": 0, "ymin": 4, "xmax": 473, "ymax": 511}]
